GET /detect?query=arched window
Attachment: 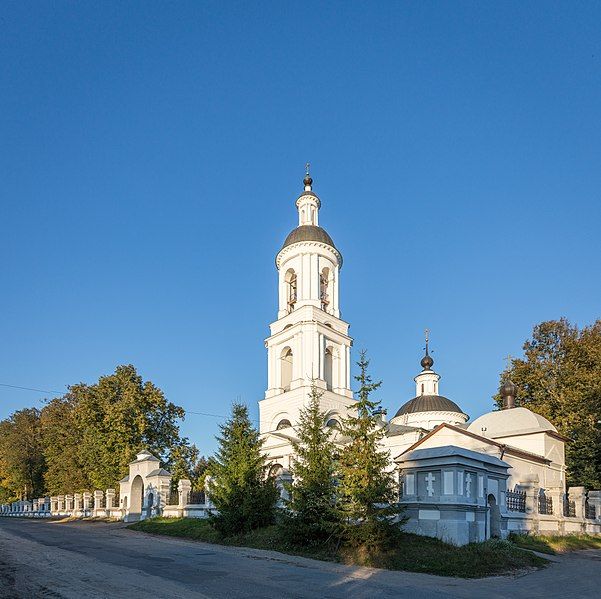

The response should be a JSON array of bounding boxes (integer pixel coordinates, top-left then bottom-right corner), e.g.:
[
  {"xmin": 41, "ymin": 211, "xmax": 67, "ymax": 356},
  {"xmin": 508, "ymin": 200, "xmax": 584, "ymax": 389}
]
[
  {"xmin": 326, "ymin": 418, "xmax": 340, "ymax": 429},
  {"xmin": 276, "ymin": 419, "xmax": 291, "ymax": 430},
  {"xmin": 324, "ymin": 347, "xmax": 333, "ymax": 391},
  {"xmin": 320, "ymin": 267, "xmax": 330, "ymax": 311},
  {"xmin": 421, "ymin": 383, "xmax": 425, "ymax": 394},
  {"xmin": 281, "ymin": 347, "xmax": 293, "ymax": 391},
  {"xmin": 268, "ymin": 463, "xmax": 284, "ymax": 478},
  {"xmin": 285, "ymin": 269, "xmax": 297, "ymax": 312}
]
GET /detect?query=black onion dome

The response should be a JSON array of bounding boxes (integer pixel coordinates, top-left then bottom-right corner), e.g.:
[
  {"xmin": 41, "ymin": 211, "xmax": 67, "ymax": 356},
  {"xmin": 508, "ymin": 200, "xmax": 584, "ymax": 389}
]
[
  {"xmin": 420, "ymin": 354, "xmax": 434, "ymax": 370},
  {"xmin": 500, "ymin": 380, "xmax": 516, "ymax": 397},
  {"xmin": 281, "ymin": 225, "xmax": 338, "ymax": 253},
  {"xmin": 394, "ymin": 395, "xmax": 464, "ymax": 419},
  {"xmin": 303, "ymin": 174, "xmax": 313, "ymax": 187}
]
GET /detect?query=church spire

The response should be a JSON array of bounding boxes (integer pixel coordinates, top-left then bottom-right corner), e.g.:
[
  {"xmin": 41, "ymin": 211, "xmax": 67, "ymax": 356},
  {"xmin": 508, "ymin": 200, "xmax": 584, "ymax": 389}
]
[
  {"xmin": 296, "ymin": 162, "xmax": 320, "ymax": 226},
  {"xmin": 303, "ymin": 162, "xmax": 313, "ymax": 191},
  {"xmin": 420, "ymin": 328, "xmax": 434, "ymax": 371},
  {"xmin": 414, "ymin": 330, "xmax": 440, "ymax": 396}
]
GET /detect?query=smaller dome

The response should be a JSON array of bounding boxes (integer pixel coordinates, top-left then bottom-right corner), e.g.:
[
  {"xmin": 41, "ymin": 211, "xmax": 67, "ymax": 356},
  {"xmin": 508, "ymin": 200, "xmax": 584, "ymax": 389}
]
[
  {"xmin": 468, "ymin": 407, "xmax": 557, "ymax": 439},
  {"xmin": 303, "ymin": 174, "xmax": 313, "ymax": 187},
  {"xmin": 500, "ymin": 380, "xmax": 516, "ymax": 397},
  {"xmin": 394, "ymin": 395, "xmax": 465, "ymax": 419},
  {"xmin": 421, "ymin": 354, "xmax": 434, "ymax": 370}
]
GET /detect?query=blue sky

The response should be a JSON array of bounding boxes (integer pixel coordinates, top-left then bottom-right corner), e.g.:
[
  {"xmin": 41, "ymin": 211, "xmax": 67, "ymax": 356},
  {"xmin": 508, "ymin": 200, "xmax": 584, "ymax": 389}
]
[{"xmin": 2, "ymin": 1, "xmax": 600, "ymax": 456}]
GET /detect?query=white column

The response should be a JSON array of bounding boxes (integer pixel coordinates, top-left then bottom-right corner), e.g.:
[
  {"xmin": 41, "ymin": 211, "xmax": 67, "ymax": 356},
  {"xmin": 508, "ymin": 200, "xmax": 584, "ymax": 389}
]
[
  {"xmin": 333, "ymin": 266, "xmax": 339, "ymax": 315},
  {"xmin": 346, "ymin": 346, "xmax": 351, "ymax": 388},
  {"xmin": 302, "ymin": 253, "xmax": 310, "ymax": 300},
  {"xmin": 310, "ymin": 253, "xmax": 318, "ymax": 301},
  {"xmin": 292, "ymin": 334, "xmax": 299, "ymax": 380},
  {"xmin": 318, "ymin": 334, "xmax": 325, "ymax": 379}
]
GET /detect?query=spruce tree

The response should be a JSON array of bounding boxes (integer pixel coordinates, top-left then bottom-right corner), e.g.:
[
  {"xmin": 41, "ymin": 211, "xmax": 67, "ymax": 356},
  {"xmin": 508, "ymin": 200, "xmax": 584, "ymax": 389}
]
[
  {"xmin": 281, "ymin": 384, "xmax": 342, "ymax": 546},
  {"xmin": 207, "ymin": 403, "xmax": 278, "ymax": 536},
  {"xmin": 338, "ymin": 351, "xmax": 404, "ymax": 550}
]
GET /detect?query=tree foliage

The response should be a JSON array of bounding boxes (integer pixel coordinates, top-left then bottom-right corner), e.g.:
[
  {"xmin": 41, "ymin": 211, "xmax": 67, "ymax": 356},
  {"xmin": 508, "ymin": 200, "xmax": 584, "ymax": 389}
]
[
  {"xmin": 207, "ymin": 403, "xmax": 278, "ymax": 536},
  {"xmin": 0, "ymin": 364, "xmax": 189, "ymax": 499},
  {"xmin": 280, "ymin": 384, "xmax": 342, "ymax": 546},
  {"xmin": 496, "ymin": 319, "xmax": 601, "ymax": 488},
  {"xmin": 41, "ymin": 365, "xmax": 185, "ymax": 493},
  {"xmin": 168, "ymin": 440, "xmax": 208, "ymax": 492},
  {"xmin": 0, "ymin": 408, "xmax": 45, "ymax": 502},
  {"xmin": 338, "ymin": 351, "xmax": 404, "ymax": 550}
]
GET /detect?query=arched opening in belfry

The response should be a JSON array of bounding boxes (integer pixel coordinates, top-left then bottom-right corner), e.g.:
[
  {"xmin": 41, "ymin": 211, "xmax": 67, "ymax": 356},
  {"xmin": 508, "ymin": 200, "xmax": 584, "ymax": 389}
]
[
  {"xmin": 324, "ymin": 347, "xmax": 334, "ymax": 391},
  {"xmin": 280, "ymin": 347, "xmax": 293, "ymax": 391},
  {"xmin": 276, "ymin": 418, "xmax": 291, "ymax": 430},
  {"xmin": 320, "ymin": 267, "xmax": 330, "ymax": 311},
  {"xmin": 285, "ymin": 269, "xmax": 297, "ymax": 312}
]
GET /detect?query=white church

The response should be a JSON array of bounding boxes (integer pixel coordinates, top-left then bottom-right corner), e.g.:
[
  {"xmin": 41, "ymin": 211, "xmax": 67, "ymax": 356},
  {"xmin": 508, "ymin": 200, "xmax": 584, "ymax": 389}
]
[
  {"xmin": 3, "ymin": 171, "xmax": 599, "ymax": 543},
  {"xmin": 258, "ymin": 170, "xmax": 601, "ymax": 545}
]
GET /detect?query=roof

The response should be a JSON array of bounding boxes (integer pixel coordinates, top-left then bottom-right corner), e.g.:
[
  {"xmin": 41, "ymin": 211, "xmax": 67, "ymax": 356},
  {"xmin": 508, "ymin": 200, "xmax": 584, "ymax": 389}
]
[
  {"xmin": 399, "ymin": 445, "xmax": 510, "ymax": 469},
  {"xmin": 281, "ymin": 225, "xmax": 338, "ymax": 253},
  {"xmin": 129, "ymin": 451, "xmax": 160, "ymax": 465},
  {"xmin": 386, "ymin": 422, "xmax": 424, "ymax": 437},
  {"xmin": 394, "ymin": 395, "xmax": 465, "ymax": 418},
  {"xmin": 119, "ymin": 475, "xmax": 129, "ymax": 483},
  {"xmin": 394, "ymin": 422, "xmax": 552, "ymax": 465},
  {"xmin": 467, "ymin": 407, "xmax": 562, "ymax": 439},
  {"xmin": 146, "ymin": 468, "xmax": 171, "ymax": 477}
]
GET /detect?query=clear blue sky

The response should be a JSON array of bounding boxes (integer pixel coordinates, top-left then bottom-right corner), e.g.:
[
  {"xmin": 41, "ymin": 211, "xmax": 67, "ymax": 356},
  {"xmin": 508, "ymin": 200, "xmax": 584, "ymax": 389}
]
[{"xmin": 2, "ymin": 1, "xmax": 600, "ymax": 456}]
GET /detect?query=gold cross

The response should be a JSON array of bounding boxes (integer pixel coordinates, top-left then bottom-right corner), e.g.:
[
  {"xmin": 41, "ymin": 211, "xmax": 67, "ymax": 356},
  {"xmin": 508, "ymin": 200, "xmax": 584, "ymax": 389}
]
[{"xmin": 305, "ymin": 162, "xmax": 310, "ymax": 176}]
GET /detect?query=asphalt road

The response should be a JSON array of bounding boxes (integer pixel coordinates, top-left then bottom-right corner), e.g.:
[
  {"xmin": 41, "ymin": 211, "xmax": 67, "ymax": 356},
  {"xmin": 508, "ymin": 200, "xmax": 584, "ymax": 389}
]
[{"xmin": 0, "ymin": 518, "xmax": 599, "ymax": 598}]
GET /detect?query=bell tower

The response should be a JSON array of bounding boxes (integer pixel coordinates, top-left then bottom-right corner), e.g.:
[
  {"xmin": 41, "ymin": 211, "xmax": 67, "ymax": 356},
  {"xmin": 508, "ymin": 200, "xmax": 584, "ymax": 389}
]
[{"xmin": 259, "ymin": 169, "xmax": 354, "ymax": 434}]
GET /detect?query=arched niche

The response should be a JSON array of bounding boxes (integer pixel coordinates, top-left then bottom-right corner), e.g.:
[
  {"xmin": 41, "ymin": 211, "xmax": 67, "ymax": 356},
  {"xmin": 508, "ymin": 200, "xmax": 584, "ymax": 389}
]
[
  {"xmin": 324, "ymin": 345, "xmax": 338, "ymax": 391},
  {"xmin": 280, "ymin": 347, "xmax": 293, "ymax": 391}
]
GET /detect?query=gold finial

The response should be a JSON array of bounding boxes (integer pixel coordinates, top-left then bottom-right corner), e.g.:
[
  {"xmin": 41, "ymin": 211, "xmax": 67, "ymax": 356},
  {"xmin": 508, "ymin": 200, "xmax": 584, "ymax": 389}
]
[
  {"xmin": 424, "ymin": 328, "xmax": 430, "ymax": 355},
  {"xmin": 504, "ymin": 354, "xmax": 512, "ymax": 371},
  {"xmin": 305, "ymin": 162, "xmax": 310, "ymax": 176}
]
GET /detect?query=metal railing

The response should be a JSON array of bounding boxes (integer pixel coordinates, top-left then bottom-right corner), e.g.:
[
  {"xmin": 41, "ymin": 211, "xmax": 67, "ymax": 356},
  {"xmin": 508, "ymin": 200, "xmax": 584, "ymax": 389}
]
[
  {"xmin": 563, "ymin": 497, "xmax": 576, "ymax": 518},
  {"xmin": 585, "ymin": 500, "xmax": 596, "ymax": 520},
  {"xmin": 538, "ymin": 493, "xmax": 553, "ymax": 515},
  {"xmin": 187, "ymin": 491, "xmax": 206, "ymax": 505},
  {"xmin": 506, "ymin": 490, "xmax": 526, "ymax": 512},
  {"xmin": 168, "ymin": 490, "xmax": 179, "ymax": 506}
]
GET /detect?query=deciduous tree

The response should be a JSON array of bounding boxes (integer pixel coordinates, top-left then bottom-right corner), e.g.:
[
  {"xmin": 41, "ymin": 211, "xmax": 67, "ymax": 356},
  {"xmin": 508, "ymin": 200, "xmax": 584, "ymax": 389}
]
[
  {"xmin": 496, "ymin": 319, "xmax": 601, "ymax": 488},
  {"xmin": 0, "ymin": 408, "xmax": 45, "ymax": 502}
]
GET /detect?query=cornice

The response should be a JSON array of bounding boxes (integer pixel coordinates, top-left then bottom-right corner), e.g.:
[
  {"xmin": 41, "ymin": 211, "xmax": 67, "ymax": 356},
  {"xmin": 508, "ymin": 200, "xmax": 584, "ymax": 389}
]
[{"xmin": 276, "ymin": 241, "xmax": 342, "ymax": 269}]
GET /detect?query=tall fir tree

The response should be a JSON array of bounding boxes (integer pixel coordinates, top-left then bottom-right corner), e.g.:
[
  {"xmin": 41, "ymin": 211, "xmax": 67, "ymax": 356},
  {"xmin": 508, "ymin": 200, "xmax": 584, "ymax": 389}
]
[
  {"xmin": 207, "ymin": 403, "xmax": 278, "ymax": 536},
  {"xmin": 281, "ymin": 384, "xmax": 342, "ymax": 546},
  {"xmin": 338, "ymin": 351, "xmax": 404, "ymax": 550}
]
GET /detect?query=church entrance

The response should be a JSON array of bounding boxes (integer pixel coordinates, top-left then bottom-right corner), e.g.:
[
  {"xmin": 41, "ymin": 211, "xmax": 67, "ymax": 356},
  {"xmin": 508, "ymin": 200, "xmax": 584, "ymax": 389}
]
[{"xmin": 487, "ymin": 494, "xmax": 501, "ymax": 538}]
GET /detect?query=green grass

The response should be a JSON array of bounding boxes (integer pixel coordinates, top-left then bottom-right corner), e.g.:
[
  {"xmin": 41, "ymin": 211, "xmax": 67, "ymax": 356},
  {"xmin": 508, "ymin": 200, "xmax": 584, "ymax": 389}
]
[
  {"xmin": 508, "ymin": 533, "xmax": 601, "ymax": 555},
  {"xmin": 128, "ymin": 517, "xmax": 547, "ymax": 578}
]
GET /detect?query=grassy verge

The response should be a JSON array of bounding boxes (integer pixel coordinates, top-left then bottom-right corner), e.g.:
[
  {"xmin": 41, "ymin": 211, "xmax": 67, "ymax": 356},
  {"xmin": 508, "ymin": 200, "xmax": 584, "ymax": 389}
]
[
  {"xmin": 508, "ymin": 533, "xmax": 601, "ymax": 555},
  {"xmin": 128, "ymin": 517, "xmax": 547, "ymax": 578}
]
